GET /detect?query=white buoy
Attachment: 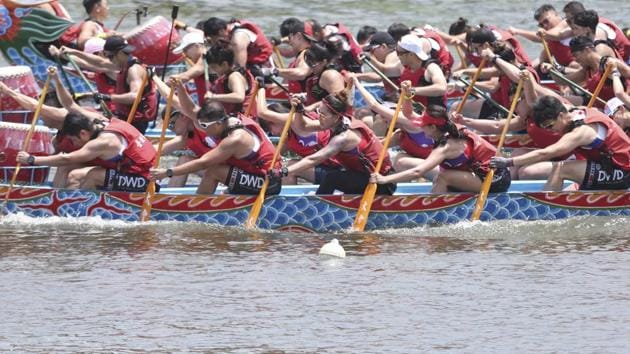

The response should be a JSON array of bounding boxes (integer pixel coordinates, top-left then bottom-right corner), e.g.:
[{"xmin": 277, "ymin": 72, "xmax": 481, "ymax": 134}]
[{"xmin": 319, "ymin": 238, "xmax": 346, "ymax": 258}]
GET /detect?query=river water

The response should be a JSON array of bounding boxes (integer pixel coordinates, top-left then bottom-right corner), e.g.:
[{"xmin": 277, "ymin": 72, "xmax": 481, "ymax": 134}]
[{"xmin": 2, "ymin": 0, "xmax": 630, "ymax": 352}]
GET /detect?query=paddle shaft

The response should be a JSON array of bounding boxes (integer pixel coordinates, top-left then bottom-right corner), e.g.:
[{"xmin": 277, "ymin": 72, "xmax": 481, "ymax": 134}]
[
  {"xmin": 471, "ymin": 78, "xmax": 524, "ymax": 221},
  {"xmin": 244, "ymin": 107, "xmax": 297, "ymax": 228},
  {"xmin": 126, "ymin": 70, "xmax": 149, "ymax": 124},
  {"xmin": 2, "ymin": 71, "xmax": 52, "ymax": 212},
  {"xmin": 540, "ymin": 35, "xmax": 555, "ymax": 66},
  {"xmin": 267, "ymin": 75, "xmax": 290, "ymax": 94},
  {"xmin": 351, "ymin": 93, "xmax": 406, "ymax": 232},
  {"xmin": 587, "ymin": 63, "xmax": 613, "ymax": 108},
  {"xmin": 140, "ymin": 86, "xmax": 175, "ymax": 221},
  {"xmin": 160, "ymin": 6, "xmax": 179, "ymax": 81},
  {"xmin": 549, "ymin": 68, "xmax": 607, "ymax": 105},
  {"xmin": 273, "ymin": 46, "xmax": 285, "ymax": 69},
  {"xmin": 458, "ymin": 77, "xmax": 510, "ymax": 116},
  {"xmin": 360, "ymin": 56, "xmax": 400, "ymax": 92},
  {"xmin": 455, "ymin": 58, "xmax": 487, "ymax": 114},
  {"xmin": 244, "ymin": 79, "xmax": 259, "ymax": 117},
  {"xmin": 64, "ymin": 55, "xmax": 114, "ymax": 117}
]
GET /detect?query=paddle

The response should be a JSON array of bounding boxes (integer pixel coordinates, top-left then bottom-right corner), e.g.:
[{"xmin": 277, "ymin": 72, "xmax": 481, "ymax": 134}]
[
  {"xmin": 351, "ymin": 92, "xmax": 406, "ymax": 232},
  {"xmin": 549, "ymin": 68, "xmax": 607, "ymax": 106},
  {"xmin": 1, "ymin": 68, "xmax": 53, "ymax": 215},
  {"xmin": 244, "ymin": 106, "xmax": 296, "ymax": 229},
  {"xmin": 126, "ymin": 69, "xmax": 149, "ymax": 124},
  {"xmin": 64, "ymin": 54, "xmax": 114, "ymax": 117},
  {"xmin": 139, "ymin": 84, "xmax": 175, "ymax": 222},
  {"xmin": 160, "ymin": 5, "xmax": 179, "ymax": 81},
  {"xmin": 113, "ymin": 6, "xmax": 147, "ymax": 31},
  {"xmin": 540, "ymin": 34, "xmax": 555, "ymax": 66},
  {"xmin": 458, "ymin": 77, "xmax": 510, "ymax": 116},
  {"xmin": 454, "ymin": 58, "xmax": 487, "ymax": 114},
  {"xmin": 244, "ymin": 78, "xmax": 260, "ymax": 117},
  {"xmin": 586, "ymin": 62, "xmax": 613, "ymax": 108},
  {"xmin": 470, "ymin": 78, "xmax": 524, "ymax": 221},
  {"xmin": 273, "ymin": 46, "xmax": 286, "ymax": 69}
]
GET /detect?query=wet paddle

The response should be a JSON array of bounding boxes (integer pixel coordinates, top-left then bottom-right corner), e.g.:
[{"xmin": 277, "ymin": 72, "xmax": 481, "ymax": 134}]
[
  {"xmin": 1, "ymin": 68, "xmax": 53, "ymax": 215},
  {"xmin": 245, "ymin": 106, "xmax": 296, "ymax": 229},
  {"xmin": 351, "ymin": 93, "xmax": 406, "ymax": 232},
  {"xmin": 471, "ymin": 78, "xmax": 524, "ymax": 221},
  {"xmin": 587, "ymin": 62, "xmax": 613, "ymax": 108},
  {"xmin": 139, "ymin": 84, "xmax": 175, "ymax": 222}
]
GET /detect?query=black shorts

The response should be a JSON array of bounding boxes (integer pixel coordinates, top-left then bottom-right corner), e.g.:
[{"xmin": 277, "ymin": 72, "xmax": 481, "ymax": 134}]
[
  {"xmin": 580, "ymin": 161, "xmax": 630, "ymax": 190},
  {"xmin": 314, "ymin": 164, "xmax": 341, "ymax": 185},
  {"xmin": 104, "ymin": 169, "xmax": 153, "ymax": 192},
  {"xmin": 316, "ymin": 169, "xmax": 396, "ymax": 195},
  {"xmin": 225, "ymin": 166, "xmax": 281, "ymax": 195}
]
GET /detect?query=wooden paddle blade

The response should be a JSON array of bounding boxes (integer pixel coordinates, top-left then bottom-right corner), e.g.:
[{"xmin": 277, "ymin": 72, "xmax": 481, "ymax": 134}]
[
  {"xmin": 139, "ymin": 181, "xmax": 156, "ymax": 222},
  {"xmin": 351, "ymin": 182, "xmax": 378, "ymax": 232},
  {"xmin": 471, "ymin": 169, "xmax": 495, "ymax": 221},
  {"xmin": 245, "ymin": 179, "xmax": 270, "ymax": 228}
]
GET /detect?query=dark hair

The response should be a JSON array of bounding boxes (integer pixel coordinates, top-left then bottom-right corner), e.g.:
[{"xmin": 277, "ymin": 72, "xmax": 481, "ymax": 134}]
[
  {"xmin": 563, "ymin": 1, "xmax": 585, "ymax": 17},
  {"xmin": 59, "ymin": 112, "xmax": 95, "ymax": 137},
  {"xmin": 572, "ymin": 10, "xmax": 598, "ymax": 32},
  {"xmin": 494, "ymin": 43, "xmax": 516, "ymax": 62},
  {"xmin": 280, "ymin": 17, "xmax": 304, "ymax": 37},
  {"xmin": 195, "ymin": 20, "xmax": 205, "ymax": 31},
  {"xmin": 424, "ymin": 104, "xmax": 462, "ymax": 139},
  {"xmin": 205, "ymin": 43, "xmax": 234, "ymax": 66},
  {"xmin": 356, "ymin": 25, "xmax": 377, "ymax": 44},
  {"xmin": 267, "ymin": 102, "xmax": 291, "ymax": 113},
  {"xmin": 198, "ymin": 101, "xmax": 227, "ymax": 122},
  {"xmin": 304, "ymin": 41, "xmax": 339, "ymax": 64},
  {"xmin": 534, "ymin": 4, "xmax": 556, "ymax": 21},
  {"xmin": 44, "ymin": 91, "xmax": 61, "ymax": 108},
  {"xmin": 322, "ymin": 90, "xmax": 349, "ymax": 115},
  {"xmin": 532, "ymin": 96, "xmax": 567, "ymax": 126},
  {"xmin": 449, "ymin": 17, "xmax": 470, "ymax": 36},
  {"xmin": 82, "ymin": 0, "xmax": 101, "ymax": 14},
  {"xmin": 569, "ymin": 35, "xmax": 595, "ymax": 53},
  {"xmin": 387, "ymin": 22, "xmax": 410, "ymax": 42},
  {"xmin": 467, "ymin": 27, "xmax": 496, "ymax": 45},
  {"xmin": 204, "ymin": 17, "xmax": 228, "ymax": 37}
]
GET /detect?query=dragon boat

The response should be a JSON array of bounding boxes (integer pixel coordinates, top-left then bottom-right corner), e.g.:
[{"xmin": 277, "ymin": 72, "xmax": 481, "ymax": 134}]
[{"xmin": 1, "ymin": 182, "xmax": 629, "ymax": 233}]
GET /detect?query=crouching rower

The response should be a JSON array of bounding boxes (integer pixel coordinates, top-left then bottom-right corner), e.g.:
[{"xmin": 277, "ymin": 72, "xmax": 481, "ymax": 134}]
[
  {"xmin": 268, "ymin": 91, "xmax": 396, "ymax": 195},
  {"xmin": 371, "ymin": 105, "xmax": 511, "ymax": 194},
  {"xmin": 16, "ymin": 113, "xmax": 156, "ymax": 192},
  {"xmin": 151, "ymin": 78, "xmax": 281, "ymax": 195},
  {"xmin": 490, "ymin": 96, "xmax": 630, "ymax": 191}
]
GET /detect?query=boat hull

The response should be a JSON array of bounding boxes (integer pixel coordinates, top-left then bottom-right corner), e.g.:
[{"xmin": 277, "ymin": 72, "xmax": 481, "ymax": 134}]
[{"xmin": 2, "ymin": 185, "xmax": 629, "ymax": 233}]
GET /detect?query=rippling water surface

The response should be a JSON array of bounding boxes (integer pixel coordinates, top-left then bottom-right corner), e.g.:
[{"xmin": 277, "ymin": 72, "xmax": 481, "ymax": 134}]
[
  {"xmin": 1, "ymin": 214, "xmax": 629, "ymax": 352},
  {"xmin": 2, "ymin": 0, "xmax": 630, "ymax": 352}
]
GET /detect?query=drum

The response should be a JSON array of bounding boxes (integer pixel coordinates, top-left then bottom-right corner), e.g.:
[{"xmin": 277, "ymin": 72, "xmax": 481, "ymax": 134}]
[
  {"xmin": 0, "ymin": 66, "xmax": 41, "ymax": 124},
  {"xmin": 125, "ymin": 16, "xmax": 184, "ymax": 66},
  {"xmin": 0, "ymin": 122, "xmax": 54, "ymax": 184}
]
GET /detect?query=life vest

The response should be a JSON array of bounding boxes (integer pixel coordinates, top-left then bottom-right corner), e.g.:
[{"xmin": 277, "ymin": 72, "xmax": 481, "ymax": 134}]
[
  {"xmin": 185, "ymin": 126, "xmax": 215, "ymax": 157},
  {"xmin": 332, "ymin": 117, "xmax": 393, "ymax": 174},
  {"xmin": 59, "ymin": 19, "xmax": 108, "ymax": 50},
  {"xmin": 216, "ymin": 114, "xmax": 279, "ymax": 175},
  {"xmin": 398, "ymin": 129, "xmax": 434, "ymax": 159},
  {"xmin": 423, "ymin": 30, "xmax": 454, "ymax": 76},
  {"xmin": 399, "ymin": 60, "xmax": 447, "ymax": 108},
  {"xmin": 491, "ymin": 66, "xmax": 538, "ymax": 108},
  {"xmin": 584, "ymin": 65, "xmax": 625, "ymax": 110},
  {"xmin": 439, "ymin": 129, "xmax": 496, "ymax": 175},
  {"xmin": 287, "ymin": 49, "xmax": 308, "ymax": 94},
  {"xmin": 598, "ymin": 17, "xmax": 630, "ymax": 62},
  {"xmin": 91, "ymin": 118, "xmax": 156, "ymax": 178},
  {"xmin": 193, "ymin": 74, "xmax": 209, "ymax": 104},
  {"xmin": 114, "ymin": 58, "xmax": 158, "ymax": 123},
  {"xmin": 93, "ymin": 72, "xmax": 117, "ymax": 112},
  {"xmin": 546, "ymin": 39, "xmax": 575, "ymax": 66},
  {"xmin": 231, "ymin": 20, "xmax": 273, "ymax": 66},
  {"xmin": 326, "ymin": 23, "xmax": 363, "ymax": 73},
  {"xmin": 571, "ymin": 109, "xmax": 630, "ymax": 170},
  {"xmin": 286, "ymin": 112, "xmax": 340, "ymax": 167},
  {"xmin": 212, "ymin": 67, "xmax": 256, "ymax": 115}
]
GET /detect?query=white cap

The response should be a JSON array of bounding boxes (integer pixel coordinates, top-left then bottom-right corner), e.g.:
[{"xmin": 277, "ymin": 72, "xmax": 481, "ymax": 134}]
[
  {"xmin": 604, "ymin": 97, "xmax": 625, "ymax": 117},
  {"xmin": 398, "ymin": 34, "xmax": 430, "ymax": 61},
  {"xmin": 83, "ymin": 37, "xmax": 105, "ymax": 54},
  {"xmin": 172, "ymin": 32, "xmax": 204, "ymax": 54}
]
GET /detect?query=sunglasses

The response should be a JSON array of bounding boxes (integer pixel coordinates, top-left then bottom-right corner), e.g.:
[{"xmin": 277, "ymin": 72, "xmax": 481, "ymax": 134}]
[{"xmin": 538, "ymin": 118, "xmax": 556, "ymax": 130}]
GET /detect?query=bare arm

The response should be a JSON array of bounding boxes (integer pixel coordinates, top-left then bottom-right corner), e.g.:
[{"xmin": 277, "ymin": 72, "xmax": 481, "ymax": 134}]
[
  {"xmin": 376, "ymin": 145, "xmax": 447, "ymax": 184},
  {"xmin": 512, "ymin": 126, "xmax": 594, "ymax": 166},
  {"xmin": 207, "ymin": 72, "xmax": 246, "ymax": 103},
  {"xmin": 287, "ymin": 134, "xmax": 346, "ymax": 174},
  {"xmin": 412, "ymin": 63, "xmax": 447, "ymax": 97},
  {"xmin": 231, "ymin": 31, "xmax": 250, "ymax": 68},
  {"xmin": 111, "ymin": 65, "xmax": 146, "ymax": 105},
  {"xmin": 172, "ymin": 78, "xmax": 199, "ymax": 120}
]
